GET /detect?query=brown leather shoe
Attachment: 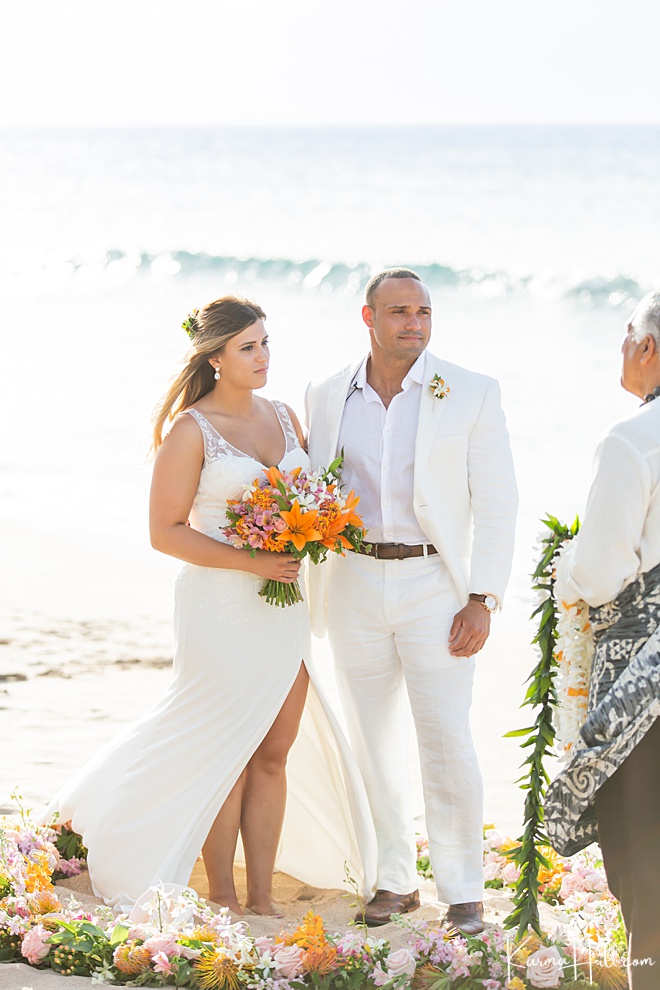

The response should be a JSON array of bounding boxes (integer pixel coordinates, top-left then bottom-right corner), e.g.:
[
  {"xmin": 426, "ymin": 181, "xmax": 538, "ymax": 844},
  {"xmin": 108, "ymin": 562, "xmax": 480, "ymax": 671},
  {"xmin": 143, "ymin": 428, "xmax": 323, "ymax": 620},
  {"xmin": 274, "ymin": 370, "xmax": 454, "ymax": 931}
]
[
  {"xmin": 443, "ymin": 901, "xmax": 484, "ymax": 935},
  {"xmin": 357, "ymin": 888, "xmax": 421, "ymax": 926}
]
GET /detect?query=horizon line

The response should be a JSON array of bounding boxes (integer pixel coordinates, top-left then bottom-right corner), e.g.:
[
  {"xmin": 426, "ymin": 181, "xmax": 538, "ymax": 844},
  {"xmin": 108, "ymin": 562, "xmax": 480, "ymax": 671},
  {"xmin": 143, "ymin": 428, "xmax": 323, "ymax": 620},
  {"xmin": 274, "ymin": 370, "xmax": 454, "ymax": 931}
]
[{"xmin": 1, "ymin": 120, "xmax": 659, "ymax": 129}]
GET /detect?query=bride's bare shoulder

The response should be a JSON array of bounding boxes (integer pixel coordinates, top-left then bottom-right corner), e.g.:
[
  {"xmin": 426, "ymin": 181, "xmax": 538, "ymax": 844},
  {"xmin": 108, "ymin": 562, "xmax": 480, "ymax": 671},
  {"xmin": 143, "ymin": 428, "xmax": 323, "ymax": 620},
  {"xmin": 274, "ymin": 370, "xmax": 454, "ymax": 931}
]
[{"xmin": 159, "ymin": 411, "xmax": 205, "ymax": 456}]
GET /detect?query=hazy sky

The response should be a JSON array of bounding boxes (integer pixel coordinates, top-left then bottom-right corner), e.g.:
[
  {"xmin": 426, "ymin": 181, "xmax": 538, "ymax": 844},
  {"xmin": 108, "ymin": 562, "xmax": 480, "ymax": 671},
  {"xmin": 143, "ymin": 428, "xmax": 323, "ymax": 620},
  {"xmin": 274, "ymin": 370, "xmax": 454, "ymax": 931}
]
[{"xmin": 3, "ymin": 0, "xmax": 659, "ymax": 126}]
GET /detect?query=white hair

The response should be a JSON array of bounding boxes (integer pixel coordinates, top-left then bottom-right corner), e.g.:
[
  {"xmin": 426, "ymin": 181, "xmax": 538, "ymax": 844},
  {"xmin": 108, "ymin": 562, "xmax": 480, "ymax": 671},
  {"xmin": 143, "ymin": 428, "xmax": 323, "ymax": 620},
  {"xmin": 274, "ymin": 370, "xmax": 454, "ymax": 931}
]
[{"xmin": 631, "ymin": 290, "xmax": 660, "ymax": 346}]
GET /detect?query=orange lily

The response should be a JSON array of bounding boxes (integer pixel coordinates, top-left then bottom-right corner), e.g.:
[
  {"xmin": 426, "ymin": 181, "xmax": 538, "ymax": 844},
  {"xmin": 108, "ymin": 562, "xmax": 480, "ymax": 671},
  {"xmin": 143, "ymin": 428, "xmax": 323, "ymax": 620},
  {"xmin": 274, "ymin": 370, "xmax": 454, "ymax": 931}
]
[
  {"xmin": 276, "ymin": 501, "xmax": 322, "ymax": 551},
  {"xmin": 320, "ymin": 512, "xmax": 353, "ymax": 550},
  {"xmin": 342, "ymin": 489, "xmax": 365, "ymax": 529},
  {"xmin": 265, "ymin": 466, "xmax": 284, "ymax": 487}
]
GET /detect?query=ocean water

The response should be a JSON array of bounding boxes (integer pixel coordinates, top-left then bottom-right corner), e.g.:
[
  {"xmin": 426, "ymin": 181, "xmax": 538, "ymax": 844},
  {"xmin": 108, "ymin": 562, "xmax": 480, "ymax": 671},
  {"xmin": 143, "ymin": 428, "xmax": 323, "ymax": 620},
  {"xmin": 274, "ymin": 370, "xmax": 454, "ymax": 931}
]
[{"xmin": 1, "ymin": 125, "xmax": 659, "ymax": 607}]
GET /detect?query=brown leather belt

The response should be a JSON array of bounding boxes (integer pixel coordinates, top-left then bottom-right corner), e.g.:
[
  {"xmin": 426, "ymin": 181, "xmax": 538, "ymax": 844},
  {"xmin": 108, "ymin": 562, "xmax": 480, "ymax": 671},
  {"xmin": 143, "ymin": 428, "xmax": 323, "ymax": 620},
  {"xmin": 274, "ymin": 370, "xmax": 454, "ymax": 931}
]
[{"xmin": 356, "ymin": 542, "xmax": 438, "ymax": 560}]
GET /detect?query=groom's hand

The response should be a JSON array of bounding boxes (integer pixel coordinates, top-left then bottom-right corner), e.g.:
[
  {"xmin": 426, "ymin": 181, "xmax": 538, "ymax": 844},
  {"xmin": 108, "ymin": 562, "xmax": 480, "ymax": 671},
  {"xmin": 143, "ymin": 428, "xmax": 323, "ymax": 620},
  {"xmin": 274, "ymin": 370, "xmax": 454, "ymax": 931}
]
[{"xmin": 448, "ymin": 602, "xmax": 491, "ymax": 657}]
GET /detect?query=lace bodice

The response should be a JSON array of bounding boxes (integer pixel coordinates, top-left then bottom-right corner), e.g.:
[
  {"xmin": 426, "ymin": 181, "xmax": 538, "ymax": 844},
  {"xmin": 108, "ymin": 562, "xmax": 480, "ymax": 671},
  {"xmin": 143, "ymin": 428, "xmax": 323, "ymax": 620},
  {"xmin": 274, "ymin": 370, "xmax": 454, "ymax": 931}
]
[{"xmin": 183, "ymin": 401, "xmax": 311, "ymax": 542}]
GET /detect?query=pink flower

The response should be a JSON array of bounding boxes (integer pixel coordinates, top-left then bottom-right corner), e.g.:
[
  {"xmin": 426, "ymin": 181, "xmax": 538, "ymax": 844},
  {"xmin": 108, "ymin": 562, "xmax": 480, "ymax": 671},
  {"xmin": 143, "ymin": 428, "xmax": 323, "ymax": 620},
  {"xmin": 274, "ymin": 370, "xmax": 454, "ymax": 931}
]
[
  {"xmin": 559, "ymin": 872, "xmax": 587, "ymax": 899},
  {"xmin": 272, "ymin": 943, "xmax": 305, "ymax": 978},
  {"xmin": 21, "ymin": 924, "xmax": 51, "ymax": 964},
  {"xmin": 142, "ymin": 933, "xmax": 180, "ymax": 957},
  {"xmin": 564, "ymin": 941, "xmax": 590, "ymax": 964},
  {"xmin": 152, "ymin": 951, "xmax": 174, "ymax": 975},
  {"xmin": 483, "ymin": 853, "xmax": 506, "ymax": 881},
  {"xmin": 483, "ymin": 829, "xmax": 504, "ymax": 850},
  {"xmin": 56, "ymin": 856, "xmax": 84, "ymax": 877},
  {"xmin": 254, "ymin": 936, "xmax": 275, "ymax": 953},
  {"xmin": 526, "ymin": 946, "xmax": 564, "ymax": 988},
  {"xmin": 501, "ymin": 860, "xmax": 521, "ymax": 885},
  {"xmin": 582, "ymin": 869, "xmax": 608, "ymax": 893},
  {"xmin": 371, "ymin": 961, "xmax": 390, "ymax": 987},
  {"xmin": 385, "ymin": 947, "xmax": 417, "ymax": 979}
]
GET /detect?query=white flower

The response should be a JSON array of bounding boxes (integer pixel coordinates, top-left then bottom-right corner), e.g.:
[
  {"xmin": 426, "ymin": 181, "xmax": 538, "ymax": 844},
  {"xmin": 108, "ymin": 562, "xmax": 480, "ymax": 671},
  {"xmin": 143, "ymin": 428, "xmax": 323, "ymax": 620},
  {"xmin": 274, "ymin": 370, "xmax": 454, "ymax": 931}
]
[
  {"xmin": 128, "ymin": 883, "xmax": 197, "ymax": 927},
  {"xmin": 430, "ymin": 373, "xmax": 451, "ymax": 399},
  {"xmin": 553, "ymin": 594, "xmax": 593, "ymax": 761},
  {"xmin": 91, "ymin": 961, "xmax": 116, "ymax": 984}
]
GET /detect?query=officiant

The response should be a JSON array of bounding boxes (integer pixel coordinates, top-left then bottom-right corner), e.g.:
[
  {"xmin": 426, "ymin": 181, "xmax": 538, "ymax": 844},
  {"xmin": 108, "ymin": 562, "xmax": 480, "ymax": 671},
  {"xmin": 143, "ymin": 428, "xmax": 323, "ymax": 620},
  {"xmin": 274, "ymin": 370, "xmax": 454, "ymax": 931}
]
[{"xmin": 545, "ymin": 290, "xmax": 660, "ymax": 989}]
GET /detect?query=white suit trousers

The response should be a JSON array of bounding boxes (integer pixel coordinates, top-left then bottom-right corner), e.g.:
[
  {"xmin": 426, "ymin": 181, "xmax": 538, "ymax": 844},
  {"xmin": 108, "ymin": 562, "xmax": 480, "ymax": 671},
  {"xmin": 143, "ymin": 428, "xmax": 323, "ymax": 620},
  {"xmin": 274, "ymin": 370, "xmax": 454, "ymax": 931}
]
[{"xmin": 327, "ymin": 551, "xmax": 484, "ymax": 904}]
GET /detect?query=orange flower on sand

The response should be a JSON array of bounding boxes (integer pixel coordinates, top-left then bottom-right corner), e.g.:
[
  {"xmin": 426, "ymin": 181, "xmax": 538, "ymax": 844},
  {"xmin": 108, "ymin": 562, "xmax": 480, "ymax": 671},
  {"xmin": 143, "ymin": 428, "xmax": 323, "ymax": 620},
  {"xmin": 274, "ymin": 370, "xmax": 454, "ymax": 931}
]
[
  {"xmin": 276, "ymin": 501, "xmax": 322, "ymax": 552},
  {"xmin": 302, "ymin": 944, "xmax": 339, "ymax": 975},
  {"xmin": 278, "ymin": 910, "xmax": 328, "ymax": 949}
]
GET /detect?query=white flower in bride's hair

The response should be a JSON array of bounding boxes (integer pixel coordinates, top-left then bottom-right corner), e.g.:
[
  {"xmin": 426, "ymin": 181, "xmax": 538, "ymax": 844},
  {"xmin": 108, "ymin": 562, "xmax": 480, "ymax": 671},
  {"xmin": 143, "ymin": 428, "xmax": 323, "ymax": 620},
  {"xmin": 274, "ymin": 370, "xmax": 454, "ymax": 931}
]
[{"xmin": 430, "ymin": 373, "xmax": 451, "ymax": 399}]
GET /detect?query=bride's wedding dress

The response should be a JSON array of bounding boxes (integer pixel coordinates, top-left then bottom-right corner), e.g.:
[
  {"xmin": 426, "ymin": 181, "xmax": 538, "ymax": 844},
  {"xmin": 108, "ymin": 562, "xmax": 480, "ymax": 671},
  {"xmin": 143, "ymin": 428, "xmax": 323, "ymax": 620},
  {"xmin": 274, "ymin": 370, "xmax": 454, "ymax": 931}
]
[{"xmin": 46, "ymin": 401, "xmax": 376, "ymax": 910}]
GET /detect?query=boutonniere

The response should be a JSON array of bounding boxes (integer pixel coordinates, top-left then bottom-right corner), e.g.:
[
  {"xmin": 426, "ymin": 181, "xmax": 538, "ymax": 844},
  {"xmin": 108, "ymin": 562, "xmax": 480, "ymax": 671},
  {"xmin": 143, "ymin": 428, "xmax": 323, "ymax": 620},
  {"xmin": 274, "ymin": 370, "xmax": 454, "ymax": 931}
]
[{"xmin": 430, "ymin": 373, "xmax": 451, "ymax": 399}]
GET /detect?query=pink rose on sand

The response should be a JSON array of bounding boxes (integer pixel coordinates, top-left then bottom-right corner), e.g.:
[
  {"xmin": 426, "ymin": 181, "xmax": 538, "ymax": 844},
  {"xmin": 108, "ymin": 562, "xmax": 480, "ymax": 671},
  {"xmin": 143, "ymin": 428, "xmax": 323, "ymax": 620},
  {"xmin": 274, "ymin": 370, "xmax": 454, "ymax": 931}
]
[
  {"xmin": 582, "ymin": 869, "xmax": 608, "ymax": 893},
  {"xmin": 142, "ymin": 933, "xmax": 181, "ymax": 957},
  {"xmin": 254, "ymin": 936, "xmax": 275, "ymax": 952},
  {"xmin": 559, "ymin": 872, "xmax": 587, "ymax": 900},
  {"xmin": 501, "ymin": 860, "xmax": 521, "ymax": 885},
  {"xmin": 526, "ymin": 946, "xmax": 564, "ymax": 988},
  {"xmin": 385, "ymin": 947, "xmax": 417, "ymax": 979},
  {"xmin": 21, "ymin": 924, "xmax": 51, "ymax": 964},
  {"xmin": 273, "ymin": 943, "xmax": 305, "ymax": 978}
]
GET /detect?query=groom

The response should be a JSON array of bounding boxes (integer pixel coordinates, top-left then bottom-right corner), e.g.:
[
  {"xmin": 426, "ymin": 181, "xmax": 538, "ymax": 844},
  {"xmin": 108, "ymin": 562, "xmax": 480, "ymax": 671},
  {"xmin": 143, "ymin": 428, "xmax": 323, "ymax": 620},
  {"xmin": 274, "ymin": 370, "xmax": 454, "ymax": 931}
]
[{"xmin": 305, "ymin": 268, "xmax": 518, "ymax": 932}]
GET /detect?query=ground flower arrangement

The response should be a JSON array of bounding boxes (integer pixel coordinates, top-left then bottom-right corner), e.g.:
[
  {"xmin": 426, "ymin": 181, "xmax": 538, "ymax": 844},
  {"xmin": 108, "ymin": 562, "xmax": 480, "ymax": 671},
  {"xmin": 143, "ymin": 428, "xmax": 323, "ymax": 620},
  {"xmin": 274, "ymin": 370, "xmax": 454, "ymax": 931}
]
[{"xmin": 0, "ymin": 804, "xmax": 629, "ymax": 989}]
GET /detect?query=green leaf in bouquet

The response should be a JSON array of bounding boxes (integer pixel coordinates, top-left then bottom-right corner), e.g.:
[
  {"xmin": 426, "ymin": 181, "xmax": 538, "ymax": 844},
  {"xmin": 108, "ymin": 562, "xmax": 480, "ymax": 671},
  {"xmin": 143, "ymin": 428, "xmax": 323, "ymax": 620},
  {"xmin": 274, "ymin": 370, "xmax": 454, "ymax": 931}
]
[
  {"xmin": 109, "ymin": 923, "xmax": 130, "ymax": 946},
  {"xmin": 326, "ymin": 450, "xmax": 344, "ymax": 476}
]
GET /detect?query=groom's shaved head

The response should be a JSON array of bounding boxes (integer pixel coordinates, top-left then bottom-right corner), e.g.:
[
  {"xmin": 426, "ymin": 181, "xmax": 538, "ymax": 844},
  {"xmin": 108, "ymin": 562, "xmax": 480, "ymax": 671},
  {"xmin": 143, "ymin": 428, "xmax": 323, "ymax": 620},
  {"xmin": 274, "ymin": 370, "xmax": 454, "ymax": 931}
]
[{"xmin": 365, "ymin": 268, "xmax": 422, "ymax": 307}]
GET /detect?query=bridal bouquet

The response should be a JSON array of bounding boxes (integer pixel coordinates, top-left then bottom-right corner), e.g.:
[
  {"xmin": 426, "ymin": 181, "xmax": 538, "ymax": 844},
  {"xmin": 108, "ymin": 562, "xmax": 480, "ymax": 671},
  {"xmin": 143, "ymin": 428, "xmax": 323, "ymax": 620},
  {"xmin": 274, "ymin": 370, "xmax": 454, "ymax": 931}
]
[{"xmin": 223, "ymin": 455, "xmax": 368, "ymax": 606}]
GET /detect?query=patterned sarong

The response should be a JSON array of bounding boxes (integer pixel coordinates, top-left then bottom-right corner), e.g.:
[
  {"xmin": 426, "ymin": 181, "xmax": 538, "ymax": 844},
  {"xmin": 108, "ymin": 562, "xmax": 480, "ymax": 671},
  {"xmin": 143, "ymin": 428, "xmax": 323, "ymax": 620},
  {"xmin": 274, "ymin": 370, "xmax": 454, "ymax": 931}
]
[{"xmin": 545, "ymin": 561, "xmax": 660, "ymax": 856}]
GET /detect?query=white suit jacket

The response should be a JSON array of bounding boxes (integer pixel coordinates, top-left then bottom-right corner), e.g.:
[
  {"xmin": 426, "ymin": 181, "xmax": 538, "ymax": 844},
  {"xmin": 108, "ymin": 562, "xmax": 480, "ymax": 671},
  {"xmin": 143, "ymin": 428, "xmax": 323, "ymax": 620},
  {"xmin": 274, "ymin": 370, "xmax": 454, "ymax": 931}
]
[{"xmin": 305, "ymin": 352, "xmax": 518, "ymax": 638}]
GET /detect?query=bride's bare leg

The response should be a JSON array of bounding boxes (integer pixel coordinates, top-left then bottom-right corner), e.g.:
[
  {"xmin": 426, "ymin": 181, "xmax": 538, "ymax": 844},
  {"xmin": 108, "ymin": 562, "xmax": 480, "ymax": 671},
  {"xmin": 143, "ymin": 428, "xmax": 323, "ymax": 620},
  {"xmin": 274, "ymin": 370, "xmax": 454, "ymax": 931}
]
[
  {"xmin": 202, "ymin": 772, "xmax": 245, "ymax": 913},
  {"xmin": 241, "ymin": 664, "xmax": 309, "ymax": 914}
]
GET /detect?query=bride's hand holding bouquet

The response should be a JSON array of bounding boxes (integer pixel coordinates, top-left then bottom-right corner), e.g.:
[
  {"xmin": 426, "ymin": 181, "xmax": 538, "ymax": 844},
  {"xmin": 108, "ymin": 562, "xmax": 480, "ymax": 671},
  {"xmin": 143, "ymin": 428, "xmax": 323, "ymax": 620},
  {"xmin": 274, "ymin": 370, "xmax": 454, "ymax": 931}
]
[{"xmin": 223, "ymin": 454, "xmax": 368, "ymax": 606}]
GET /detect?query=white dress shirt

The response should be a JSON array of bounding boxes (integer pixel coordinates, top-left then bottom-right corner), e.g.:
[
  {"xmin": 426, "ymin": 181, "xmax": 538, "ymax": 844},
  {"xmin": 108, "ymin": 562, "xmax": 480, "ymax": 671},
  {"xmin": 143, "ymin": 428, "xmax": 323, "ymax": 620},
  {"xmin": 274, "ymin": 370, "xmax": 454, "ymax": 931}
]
[
  {"xmin": 555, "ymin": 398, "xmax": 660, "ymax": 608},
  {"xmin": 337, "ymin": 352, "xmax": 429, "ymax": 545}
]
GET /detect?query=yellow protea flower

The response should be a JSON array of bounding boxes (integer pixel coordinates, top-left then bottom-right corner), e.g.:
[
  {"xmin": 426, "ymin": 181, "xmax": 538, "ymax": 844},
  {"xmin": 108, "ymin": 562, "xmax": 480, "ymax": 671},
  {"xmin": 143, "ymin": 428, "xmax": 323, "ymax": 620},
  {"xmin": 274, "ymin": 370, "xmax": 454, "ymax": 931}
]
[
  {"xmin": 587, "ymin": 961, "xmax": 628, "ymax": 990},
  {"xmin": 28, "ymin": 889, "xmax": 62, "ymax": 915},
  {"xmin": 194, "ymin": 949, "xmax": 241, "ymax": 990},
  {"xmin": 190, "ymin": 924, "xmax": 221, "ymax": 944},
  {"xmin": 511, "ymin": 931, "xmax": 543, "ymax": 966},
  {"xmin": 412, "ymin": 964, "xmax": 447, "ymax": 989},
  {"xmin": 113, "ymin": 940, "xmax": 152, "ymax": 975}
]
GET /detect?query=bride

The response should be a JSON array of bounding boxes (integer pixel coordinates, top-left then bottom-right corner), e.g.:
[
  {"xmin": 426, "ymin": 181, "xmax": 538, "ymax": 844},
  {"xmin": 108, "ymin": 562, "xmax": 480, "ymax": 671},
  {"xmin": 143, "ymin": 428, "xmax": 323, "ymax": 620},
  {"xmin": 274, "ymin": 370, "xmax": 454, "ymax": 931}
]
[{"xmin": 46, "ymin": 295, "xmax": 376, "ymax": 914}]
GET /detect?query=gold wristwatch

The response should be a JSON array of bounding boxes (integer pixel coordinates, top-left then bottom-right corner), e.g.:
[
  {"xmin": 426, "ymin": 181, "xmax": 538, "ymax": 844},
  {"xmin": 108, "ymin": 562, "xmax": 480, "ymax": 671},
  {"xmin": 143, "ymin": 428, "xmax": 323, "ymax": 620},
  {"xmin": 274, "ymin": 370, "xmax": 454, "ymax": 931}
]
[{"xmin": 468, "ymin": 593, "xmax": 498, "ymax": 614}]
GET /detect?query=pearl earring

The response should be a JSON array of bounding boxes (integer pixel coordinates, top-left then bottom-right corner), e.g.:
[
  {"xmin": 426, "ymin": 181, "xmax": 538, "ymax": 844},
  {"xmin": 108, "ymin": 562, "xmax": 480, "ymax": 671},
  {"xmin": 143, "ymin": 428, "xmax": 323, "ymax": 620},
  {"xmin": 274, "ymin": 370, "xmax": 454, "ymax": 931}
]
[{"xmin": 214, "ymin": 367, "xmax": 221, "ymax": 380}]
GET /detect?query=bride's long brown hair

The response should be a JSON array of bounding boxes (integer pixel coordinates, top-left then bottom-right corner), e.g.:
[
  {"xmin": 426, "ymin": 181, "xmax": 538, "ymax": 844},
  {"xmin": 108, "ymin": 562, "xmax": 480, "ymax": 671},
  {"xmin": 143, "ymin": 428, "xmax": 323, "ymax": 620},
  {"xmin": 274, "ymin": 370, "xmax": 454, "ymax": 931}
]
[{"xmin": 151, "ymin": 295, "xmax": 266, "ymax": 454}]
